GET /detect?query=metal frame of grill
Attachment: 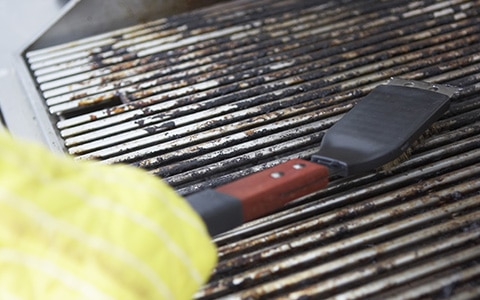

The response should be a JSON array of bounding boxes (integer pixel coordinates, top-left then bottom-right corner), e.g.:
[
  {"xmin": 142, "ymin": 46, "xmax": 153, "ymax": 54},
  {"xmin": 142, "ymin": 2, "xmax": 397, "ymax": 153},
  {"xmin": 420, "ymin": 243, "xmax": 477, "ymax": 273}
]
[{"xmin": 14, "ymin": 0, "xmax": 480, "ymax": 298}]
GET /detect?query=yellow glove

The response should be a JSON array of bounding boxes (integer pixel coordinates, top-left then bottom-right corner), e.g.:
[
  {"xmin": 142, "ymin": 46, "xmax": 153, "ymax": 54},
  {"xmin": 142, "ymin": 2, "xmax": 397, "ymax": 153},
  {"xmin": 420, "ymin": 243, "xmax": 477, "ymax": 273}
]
[{"xmin": 0, "ymin": 129, "xmax": 216, "ymax": 300}]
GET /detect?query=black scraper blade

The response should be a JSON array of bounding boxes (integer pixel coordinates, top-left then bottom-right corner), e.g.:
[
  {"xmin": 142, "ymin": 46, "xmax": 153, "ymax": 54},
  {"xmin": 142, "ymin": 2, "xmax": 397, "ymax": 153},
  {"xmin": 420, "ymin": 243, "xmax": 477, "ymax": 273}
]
[{"xmin": 311, "ymin": 78, "xmax": 458, "ymax": 177}]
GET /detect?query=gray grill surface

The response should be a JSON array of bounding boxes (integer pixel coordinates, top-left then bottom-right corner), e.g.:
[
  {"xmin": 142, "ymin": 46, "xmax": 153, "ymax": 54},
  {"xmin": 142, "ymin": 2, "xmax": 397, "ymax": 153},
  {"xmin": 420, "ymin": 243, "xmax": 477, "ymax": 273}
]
[{"xmin": 25, "ymin": 0, "xmax": 480, "ymax": 298}]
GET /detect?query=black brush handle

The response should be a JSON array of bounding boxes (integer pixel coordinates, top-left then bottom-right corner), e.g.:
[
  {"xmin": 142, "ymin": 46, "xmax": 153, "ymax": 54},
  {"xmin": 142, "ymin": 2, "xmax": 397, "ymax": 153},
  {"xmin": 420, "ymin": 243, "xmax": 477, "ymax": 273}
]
[
  {"xmin": 186, "ymin": 159, "xmax": 329, "ymax": 236},
  {"xmin": 186, "ymin": 189, "xmax": 243, "ymax": 237}
]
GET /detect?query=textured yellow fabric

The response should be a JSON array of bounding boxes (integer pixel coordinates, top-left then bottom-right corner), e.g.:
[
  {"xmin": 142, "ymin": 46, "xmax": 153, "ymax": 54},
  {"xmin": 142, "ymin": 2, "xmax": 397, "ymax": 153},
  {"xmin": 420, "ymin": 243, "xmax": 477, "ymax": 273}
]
[{"xmin": 0, "ymin": 130, "xmax": 217, "ymax": 300}]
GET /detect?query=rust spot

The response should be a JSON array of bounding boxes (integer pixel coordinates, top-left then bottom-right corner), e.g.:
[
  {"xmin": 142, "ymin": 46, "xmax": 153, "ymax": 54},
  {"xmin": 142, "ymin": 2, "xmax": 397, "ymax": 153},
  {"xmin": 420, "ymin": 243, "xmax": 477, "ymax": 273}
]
[
  {"xmin": 108, "ymin": 60, "xmax": 140, "ymax": 73},
  {"xmin": 78, "ymin": 96, "xmax": 107, "ymax": 107},
  {"xmin": 70, "ymin": 92, "xmax": 88, "ymax": 101},
  {"xmin": 131, "ymin": 89, "xmax": 156, "ymax": 99},
  {"xmin": 110, "ymin": 106, "xmax": 126, "ymax": 114}
]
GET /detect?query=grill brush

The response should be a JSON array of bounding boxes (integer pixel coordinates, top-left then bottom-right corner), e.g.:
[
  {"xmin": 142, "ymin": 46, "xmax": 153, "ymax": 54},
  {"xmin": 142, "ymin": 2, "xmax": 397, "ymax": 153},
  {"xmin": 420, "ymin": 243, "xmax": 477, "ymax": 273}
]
[{"xmin": 187, "ymin": 78, "xmax": 458, "ymax": 236}]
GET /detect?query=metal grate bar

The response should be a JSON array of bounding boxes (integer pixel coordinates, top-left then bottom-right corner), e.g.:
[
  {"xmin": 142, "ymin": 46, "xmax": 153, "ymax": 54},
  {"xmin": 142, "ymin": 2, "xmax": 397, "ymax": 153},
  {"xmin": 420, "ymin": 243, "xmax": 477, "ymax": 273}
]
[{"xmin": 199, "ymin": 180, "xmax": 480, "ymax": 298}]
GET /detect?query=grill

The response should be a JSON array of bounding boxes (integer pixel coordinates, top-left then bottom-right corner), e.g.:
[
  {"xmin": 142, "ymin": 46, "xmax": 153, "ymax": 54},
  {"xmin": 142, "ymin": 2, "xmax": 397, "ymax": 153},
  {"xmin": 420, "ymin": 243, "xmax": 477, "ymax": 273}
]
[{"xmin": 22, "ymin": 0, "xmax": 480, "ymax": 298}]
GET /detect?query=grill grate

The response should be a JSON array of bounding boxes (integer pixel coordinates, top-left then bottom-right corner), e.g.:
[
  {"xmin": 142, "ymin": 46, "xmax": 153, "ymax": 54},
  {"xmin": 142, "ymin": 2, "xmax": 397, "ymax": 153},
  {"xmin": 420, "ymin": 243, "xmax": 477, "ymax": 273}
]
[{"xmin": 25, "ymin": 0, "xmax": 480, "ymax": 298}]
